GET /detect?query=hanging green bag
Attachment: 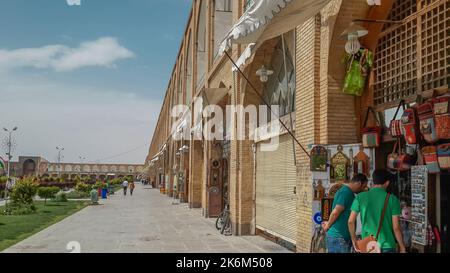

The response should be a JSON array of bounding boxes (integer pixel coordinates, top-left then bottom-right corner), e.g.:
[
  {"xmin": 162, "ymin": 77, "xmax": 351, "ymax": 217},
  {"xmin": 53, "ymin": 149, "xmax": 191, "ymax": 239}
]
[{"xmin": 343, "ymin": 48, "xmax": 373, "ymax": 96}]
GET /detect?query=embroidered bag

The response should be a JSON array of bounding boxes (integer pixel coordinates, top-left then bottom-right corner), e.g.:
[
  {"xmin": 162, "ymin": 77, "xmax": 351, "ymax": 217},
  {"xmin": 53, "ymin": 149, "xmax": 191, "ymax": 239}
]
[
  {"xmin": 387, "ymin": 139, "xmax": 415, "ymax": 172},
  {"xmin": 417, "ymin": 101, "xmax": 439, "ymax": 143},
  {"xmin": 361, "ymin": 107, "xmax": 382, "ymax": 148},
  {"xmin": 433, "ymin": 94, "xmax": 450, "ymax": 140},
  {"xmin": 401, "ymin": 107, "xmax": 420, "ymax": 145},
  {"xmin": 437, "ymin": 144, "xmax": 450, "ymax": 170},
  {"xmin": 390, "ymin": 100, "xmax": 406, "ymax": 137},
  {"xmin": 422, "ymin": 146, "xmax": 441, "ymax": 174}
]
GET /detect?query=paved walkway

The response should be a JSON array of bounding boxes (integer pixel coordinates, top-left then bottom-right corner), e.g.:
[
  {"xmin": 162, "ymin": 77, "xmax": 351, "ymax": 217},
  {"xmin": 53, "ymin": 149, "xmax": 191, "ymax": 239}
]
[{"xmin": 2, "ymin": 184, "xmax": 291, "ymax": 253}]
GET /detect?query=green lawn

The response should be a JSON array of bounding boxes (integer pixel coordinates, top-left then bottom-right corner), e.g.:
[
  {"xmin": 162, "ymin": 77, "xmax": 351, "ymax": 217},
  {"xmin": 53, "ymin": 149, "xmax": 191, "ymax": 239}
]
[{"xmin": 0, "ymin": 201, "xmax": 89, "ymax": 251}]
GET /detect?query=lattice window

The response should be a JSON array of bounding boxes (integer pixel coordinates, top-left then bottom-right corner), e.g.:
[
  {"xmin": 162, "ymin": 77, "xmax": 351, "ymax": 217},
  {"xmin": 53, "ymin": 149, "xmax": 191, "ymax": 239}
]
[{"xmin": 373, "ymin": 0, "xmax": 449, "ymax": 107}]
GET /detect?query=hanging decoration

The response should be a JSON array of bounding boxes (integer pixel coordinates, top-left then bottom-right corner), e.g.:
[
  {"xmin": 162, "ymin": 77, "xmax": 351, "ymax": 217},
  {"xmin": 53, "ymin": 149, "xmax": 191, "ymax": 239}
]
[
  {"xmin": 343, "ymin": 48, "xmax": 374, "ymax": 96},
  {"xmin": 353, "ymin": 146, "xmax": 371, "ymax": 178},
  {"xmin": 310, "ymin": 146, "xmax": 328, "ymax": 172},
  {"xmin": 330, "ymin": 145, "xmax": 350, "ymax": 183}
]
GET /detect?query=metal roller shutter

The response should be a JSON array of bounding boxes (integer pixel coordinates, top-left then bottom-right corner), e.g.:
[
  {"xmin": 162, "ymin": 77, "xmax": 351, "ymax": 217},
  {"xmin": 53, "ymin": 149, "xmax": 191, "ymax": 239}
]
[{"xmin": 256, "ymin": 134, "xmax": 297, "ymax": 244}]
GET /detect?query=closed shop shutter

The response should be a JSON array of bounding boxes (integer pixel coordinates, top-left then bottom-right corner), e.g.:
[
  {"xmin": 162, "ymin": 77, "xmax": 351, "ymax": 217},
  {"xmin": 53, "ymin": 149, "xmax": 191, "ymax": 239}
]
[{"xmin": 256, "ymin": 134, "xmax": 297, "ymax": 244}]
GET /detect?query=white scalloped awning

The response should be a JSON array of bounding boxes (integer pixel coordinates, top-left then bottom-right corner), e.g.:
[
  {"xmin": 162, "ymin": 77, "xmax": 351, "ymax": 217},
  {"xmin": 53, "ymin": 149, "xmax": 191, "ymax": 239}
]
[
  {"xmin": 218, "ymin": 0, "xmax": 331, "ymax": 55},
  {"xmin": 232, "ymin": 43, "xmax": 256, "ymax": 71}
]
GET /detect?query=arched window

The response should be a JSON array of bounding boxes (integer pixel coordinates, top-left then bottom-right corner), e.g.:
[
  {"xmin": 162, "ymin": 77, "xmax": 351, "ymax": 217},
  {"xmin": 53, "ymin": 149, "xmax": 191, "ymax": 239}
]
[{"xmin": 264, "ymin": 34, "xmax": 296, "ymax": 120}]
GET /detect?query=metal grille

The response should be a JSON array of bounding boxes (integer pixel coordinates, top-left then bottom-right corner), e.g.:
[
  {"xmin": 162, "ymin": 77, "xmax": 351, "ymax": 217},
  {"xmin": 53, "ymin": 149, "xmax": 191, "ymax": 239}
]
[{"xmin": 373, "ymin": 0, "xmax": 449, "ymax": 106}]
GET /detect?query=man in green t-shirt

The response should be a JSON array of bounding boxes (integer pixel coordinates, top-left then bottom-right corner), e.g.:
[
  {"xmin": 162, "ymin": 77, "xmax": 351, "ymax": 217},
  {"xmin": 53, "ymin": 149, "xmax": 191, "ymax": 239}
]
[
  {"xmin": 322, "ymin": 174, "xmax": 368, "ymax": 253},
  {"xmin": 348, "ymin": 169, "xmax": 406, "ymax": 253}
]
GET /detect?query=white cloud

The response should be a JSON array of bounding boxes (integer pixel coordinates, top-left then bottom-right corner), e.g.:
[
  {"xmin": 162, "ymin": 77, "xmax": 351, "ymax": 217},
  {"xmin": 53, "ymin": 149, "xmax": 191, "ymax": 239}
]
[
  {"xmin": 0, "ymin": 37, "xmax": 135, "ymax": 72},
  {"xmin": 0, "ymin": 75, "xmax": 159, "ymax": 164}
]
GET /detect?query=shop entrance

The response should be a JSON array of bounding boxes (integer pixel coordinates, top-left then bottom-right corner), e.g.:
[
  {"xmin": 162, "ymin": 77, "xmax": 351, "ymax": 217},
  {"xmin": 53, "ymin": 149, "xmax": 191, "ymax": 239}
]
[{"xmin": 255, "ymin": 134, "xmax": 297, "ymax": 246}]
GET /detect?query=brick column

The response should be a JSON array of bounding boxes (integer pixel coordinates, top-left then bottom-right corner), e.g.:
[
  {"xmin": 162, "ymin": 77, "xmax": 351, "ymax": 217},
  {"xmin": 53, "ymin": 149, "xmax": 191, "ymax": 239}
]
[{"xmin": 189, "ymin": 139, "xmax": 203, "ymax": 208}]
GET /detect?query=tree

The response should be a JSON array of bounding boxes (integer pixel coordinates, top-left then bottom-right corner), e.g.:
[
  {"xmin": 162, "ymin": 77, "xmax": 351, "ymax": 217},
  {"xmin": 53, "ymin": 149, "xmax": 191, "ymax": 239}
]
[
  {"xmin": 9, "ymin": 177, "xmax": 39, "ymax": 215},
  {"xmin": 37, "ymin": 187, "xmax": 60, "ymax": 205}
]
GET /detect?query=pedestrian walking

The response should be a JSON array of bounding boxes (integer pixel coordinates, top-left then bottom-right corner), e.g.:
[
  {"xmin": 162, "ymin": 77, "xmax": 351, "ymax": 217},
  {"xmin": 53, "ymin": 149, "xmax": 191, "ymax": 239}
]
[
  {"xmin": 322, "ymin": 174, "xmax": 368, "ymax": 253},
  {"xmin": 122, "ymin": 180, "xmax": 129, "ymax": 196},
  {"xmin": 348, "ymin": 169, "xmax": 407, "ymax": 253},
  {"xmin": 129, "ymin": 181, "xmax": 135, "ymax": 196}
]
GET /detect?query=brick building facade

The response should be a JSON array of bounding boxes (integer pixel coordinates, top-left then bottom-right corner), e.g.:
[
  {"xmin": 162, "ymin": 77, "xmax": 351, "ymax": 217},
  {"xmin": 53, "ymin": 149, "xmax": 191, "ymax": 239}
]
[{"xmin": 146, "ymin": 0, "xmax": 449, "ymax": 252}]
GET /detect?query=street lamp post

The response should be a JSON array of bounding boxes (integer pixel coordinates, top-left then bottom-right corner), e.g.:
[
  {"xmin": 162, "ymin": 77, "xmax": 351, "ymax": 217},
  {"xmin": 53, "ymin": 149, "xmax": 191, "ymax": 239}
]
[
  {"xmin": 56, "ymin": 146, "xmax": 64, "ymax": 177},
  {"xmin": 3, "ymin": 127, "xmax": 18, "ymax": 209}
]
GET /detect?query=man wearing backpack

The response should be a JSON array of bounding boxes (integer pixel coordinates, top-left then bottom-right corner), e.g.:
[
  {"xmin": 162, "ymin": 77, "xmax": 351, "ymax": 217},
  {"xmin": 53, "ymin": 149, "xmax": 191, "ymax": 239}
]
[{"xmin": 348, "ymin": 169, "xmax": 407, "ymax": 253}]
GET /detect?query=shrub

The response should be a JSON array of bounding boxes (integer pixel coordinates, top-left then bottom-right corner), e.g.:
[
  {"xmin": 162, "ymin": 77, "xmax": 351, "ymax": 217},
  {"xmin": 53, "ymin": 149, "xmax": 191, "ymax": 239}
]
[
  {"xmin": 9, "ymin": 177, "xmax": 38, "ymax": 215},
  {"xmin": 37, "ymin": 187, "xmax": 60, "ymax": 204},
  {"xmin": 66, "ymin": 191, "xmax": 89, "ymax": 199},
  {"xmin": 75, "ymin": 182, "xmax": 91, "ymax": 194},
  {"xmin": 93, "ymin": 181, "xmax": 106, "ymax": 190},
  {"xmin": 55, "ymin": 192, "xmax": 68, "ymax": 202}
]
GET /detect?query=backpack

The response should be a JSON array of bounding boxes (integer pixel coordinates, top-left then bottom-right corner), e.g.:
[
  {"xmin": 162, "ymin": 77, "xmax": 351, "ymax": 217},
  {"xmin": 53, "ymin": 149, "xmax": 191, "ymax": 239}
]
[
  {"xmin": 417, "ymin": 101, "xmax": 439, "ymax": 143},
  {"xmin": 433, "ymin": 94, "xmax": 450, "ymax": 140}
]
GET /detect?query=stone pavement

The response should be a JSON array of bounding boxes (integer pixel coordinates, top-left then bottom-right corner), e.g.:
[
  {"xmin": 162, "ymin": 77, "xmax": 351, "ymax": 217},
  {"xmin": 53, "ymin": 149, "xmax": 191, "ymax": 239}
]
[{"xmin": 2, "ymin": 184, "xmax": 291, "ymax": 253}]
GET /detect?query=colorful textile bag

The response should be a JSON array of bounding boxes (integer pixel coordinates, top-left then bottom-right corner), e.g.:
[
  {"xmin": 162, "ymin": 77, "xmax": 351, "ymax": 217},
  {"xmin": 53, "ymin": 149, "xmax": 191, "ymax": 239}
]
[
  {"xmin": 433, "ymin": 94, "xmax": 450, "ymax": 140},
  {"xmin": 437, "ymin": 144, "xmax": 450, "ymax": 170},
  {"xmin": 417, "ymin": 101, "xmax": 439, "ymax": 143},
  {"xmin": 361, "ymin": 107, "xmax": 382, "ymax": 148},
  {"xmin": 401, "ymin": 107, "xmax": 420, "ymax": 145},
  {"xmin": 422, "ymin": 146, "xmax": 441, "ymax": 174},
  {"xmin": 387, "ymin": 140, "xmax": 415, "ymax": 172},
  {"xmin": 390, "ymin": 100, "xmax": 406, "ymax": 137}
]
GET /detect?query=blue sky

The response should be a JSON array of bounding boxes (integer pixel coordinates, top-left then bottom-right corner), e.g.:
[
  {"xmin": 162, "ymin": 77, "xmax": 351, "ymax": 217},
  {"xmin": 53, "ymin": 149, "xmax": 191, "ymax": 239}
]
[{"xmin": 0, "ymin": 0, "xmax": 191, "ymax": 164}]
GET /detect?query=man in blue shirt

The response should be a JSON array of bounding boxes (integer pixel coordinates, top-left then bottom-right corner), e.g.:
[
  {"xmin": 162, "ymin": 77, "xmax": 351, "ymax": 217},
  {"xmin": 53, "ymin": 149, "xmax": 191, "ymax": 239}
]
[{"xmin": 322, "ymin": 174, "xmax": 368, "ymax": 253}]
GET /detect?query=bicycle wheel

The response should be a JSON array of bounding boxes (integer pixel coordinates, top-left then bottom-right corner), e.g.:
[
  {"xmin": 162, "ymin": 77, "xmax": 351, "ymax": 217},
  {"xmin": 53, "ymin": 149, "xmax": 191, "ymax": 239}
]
[
  {"xmin": 215, "ymin": 211, "xmax": 224, "ymax": 230},
  {"xmin": 220, "ymin": 213, "xmax": 230, "ymax": 235}
]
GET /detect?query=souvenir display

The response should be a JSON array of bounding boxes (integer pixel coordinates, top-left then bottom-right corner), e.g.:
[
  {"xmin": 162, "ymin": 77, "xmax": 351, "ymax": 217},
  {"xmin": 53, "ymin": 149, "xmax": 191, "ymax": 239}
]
[
  {"xmin": 390, "ymin": 100, "xmax": 406, "ymax": 137},
  {"xmin": 353, "ymin": 146, "xmax": 371, "ymax": 178},
  {"xmin": 433, "ymin": 94, "xmax": 450, "ymax": 140},
  {"xmin": 417, "ymin": 101, "xmax": 439, "ymax": 144},
  {"xmin": 310, "ymin": 146, "xmax": 328, "ymax": 172},
  {"xmin": 330, "ymin": 145, "xmax": 350, "ymax": 182},
  {"xmin": 422, "ymin": 146, "xmax": 441, "ymax": 174},
  {"xmin": 361, "ymin": 107, "xmax": 382, "ymax": 148},
  {"xmin": 401, "ymin": 107, "xmax": 420, "ymax": 145},
  {"xmin": 411, "ymin": 166, "xmax": 428, "ymax": 246}
]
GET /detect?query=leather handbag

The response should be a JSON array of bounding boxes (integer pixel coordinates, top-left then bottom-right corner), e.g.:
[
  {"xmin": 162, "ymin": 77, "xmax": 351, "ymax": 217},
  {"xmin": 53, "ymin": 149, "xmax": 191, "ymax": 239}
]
[
  {"xmin": 361, "ymin": 107, "xmax": 382, "ymax": 148},
  {"xmin": 387, "ymin": 140, "xmax": 414, "ymax": 172},
  {"xmin": 390, "ymin": 100, "xmax": 406, "ymax": 137},
  {"xmin": 356, "ymin": 193, "xmax": 390, "ymax": 253}
]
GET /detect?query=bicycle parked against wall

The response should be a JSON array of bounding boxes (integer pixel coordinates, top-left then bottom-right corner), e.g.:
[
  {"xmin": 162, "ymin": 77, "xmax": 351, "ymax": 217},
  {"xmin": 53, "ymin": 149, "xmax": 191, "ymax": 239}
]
[{"xmin": 215, "ymin": 203, "xmax": 231, "ymax": 236}]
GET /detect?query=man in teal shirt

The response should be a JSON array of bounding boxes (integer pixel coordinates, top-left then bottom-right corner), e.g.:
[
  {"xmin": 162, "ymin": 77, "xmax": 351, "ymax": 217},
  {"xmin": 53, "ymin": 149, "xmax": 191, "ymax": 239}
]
[
  {"xmin": 348, "ymin": 169, "xmax": 406, "ymax": 253},
  {"xmin": 322, "ymin": 174, "xmax": 368, "ymax": 253}
]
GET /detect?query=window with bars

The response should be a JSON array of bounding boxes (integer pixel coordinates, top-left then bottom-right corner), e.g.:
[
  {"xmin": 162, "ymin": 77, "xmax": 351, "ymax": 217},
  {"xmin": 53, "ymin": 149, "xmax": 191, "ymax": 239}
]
[{"xmin": 373, "ymin": 0, "xmax": 449, "ymax": 107}]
